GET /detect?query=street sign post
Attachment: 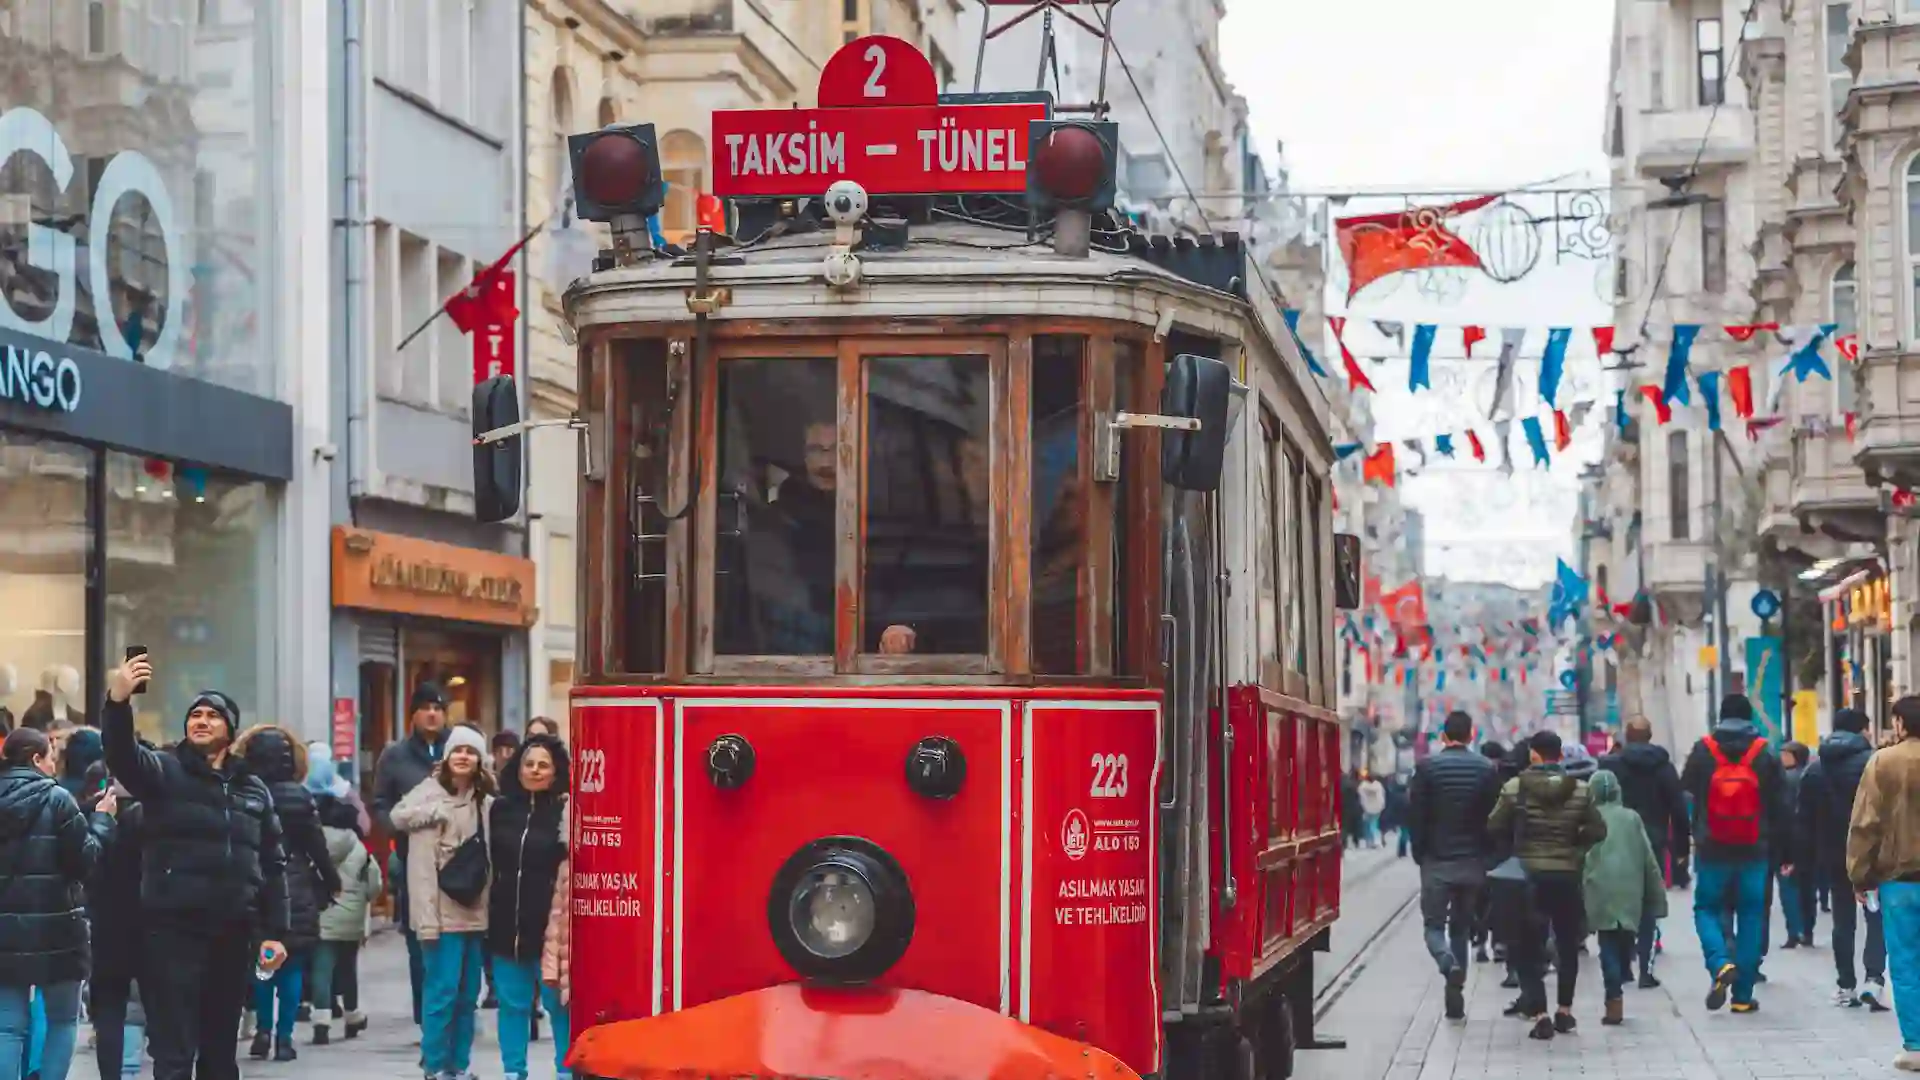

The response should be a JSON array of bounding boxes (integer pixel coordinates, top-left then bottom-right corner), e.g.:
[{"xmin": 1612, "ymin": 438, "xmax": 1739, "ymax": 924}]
[{"xmin": 709, "ymin": 35, "xmax": 1050, "ymax": 200}]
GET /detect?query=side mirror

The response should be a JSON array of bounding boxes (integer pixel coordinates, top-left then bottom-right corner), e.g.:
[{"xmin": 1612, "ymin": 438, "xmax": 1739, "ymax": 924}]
[
  {"xmin": 473, "ymin": 375, "xmax": 523, "ymax": 523},
  {"xmin": 1160, "ymin": 353, "xmax": 1233, "ymax": 492},
  {"xmin": 1334, "ymin": 533, "xmax": 1362, "ymax": 610}
]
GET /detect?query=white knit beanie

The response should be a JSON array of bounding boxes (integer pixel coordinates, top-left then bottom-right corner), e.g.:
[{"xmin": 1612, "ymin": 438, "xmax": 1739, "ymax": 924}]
[{"xmin": 445, "ymin": 725, "xmax": 489, "ymax": 760}]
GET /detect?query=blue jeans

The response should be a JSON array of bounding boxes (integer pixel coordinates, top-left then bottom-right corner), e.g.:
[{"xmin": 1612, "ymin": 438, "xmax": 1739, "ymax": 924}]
[
  {"xmin": 1880, "ymin": 882, "xmax": 1920, "ymax": 1052},
  {"xmin": 118, "ymin": 1025, "xmax": 142, "ymax": 1078},
  {"xmin": 1779, "ymin": 869, "xmax": 1810, "ymax": 939},
  {"xmin": 1364, "ymin": 815, "xmax": 1381, "ymax": 846},
  {"xmin": 1695, "ymin": 859, "xmax": 1769, "ymax": 1005},
  {"xmin": 251, "ymin": 947, "xmax": 309, "ymax": 1041},
  {"xmin": 1597, "ymin": 929, "xmax": 1636, "ymax": 1000},
  {"xmin": 0, "ymin": 982, "xmax": 80, "ymax": 1080},
  {"xmin": 492, "ymin": 956, "xmax": 571, "ymax": 1079},
  {"xmin": 421, "ymin": 933, "xmax": 484, "ymax": 1077}
]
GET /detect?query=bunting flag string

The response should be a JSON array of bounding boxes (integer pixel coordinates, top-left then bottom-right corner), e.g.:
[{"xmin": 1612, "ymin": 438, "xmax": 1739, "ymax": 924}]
[
  {"xmin": 1697, "ymin": 370, "xmax": 1723, "ymax": 432},
  {"xmin": 1539, "ymin": 327, "xmax": 1571, "ymax": 407},
  {"xmin": 1283, "ymin": 309, "xmax": 1329, "ymax": 378},
  {"xmin": 1326, "ymin": 316, "xmax": 1375, "ymax": 392}
]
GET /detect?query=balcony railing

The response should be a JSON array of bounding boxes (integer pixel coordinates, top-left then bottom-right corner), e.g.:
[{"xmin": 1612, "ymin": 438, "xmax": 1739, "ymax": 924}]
[{"xmin": 633, "ymin": 0, "xmax": 733, "ymax": 33}]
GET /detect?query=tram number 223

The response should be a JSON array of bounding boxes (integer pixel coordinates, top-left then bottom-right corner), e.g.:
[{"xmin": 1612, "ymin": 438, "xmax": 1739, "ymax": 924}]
[
  {"xmin": 577, "ymin": 748, "xmax": 609, "ymax": 794},
  {"xmin": 1088, "ymin": 753, "xmax": 1130, "ymax": 799}
]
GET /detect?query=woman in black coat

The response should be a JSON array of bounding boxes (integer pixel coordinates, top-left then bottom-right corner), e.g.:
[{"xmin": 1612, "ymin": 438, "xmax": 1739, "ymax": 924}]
[
  {"xmin": 234, "ymin": 726, "xmax": 341, "ymax": 1063},
  {"xmin": 0, "ymin": 726, "xmax": 108, "ymax": 1080},
  {"xmin": 487, "ymin": 735, "xmax": 571, "ymax": 1080}
]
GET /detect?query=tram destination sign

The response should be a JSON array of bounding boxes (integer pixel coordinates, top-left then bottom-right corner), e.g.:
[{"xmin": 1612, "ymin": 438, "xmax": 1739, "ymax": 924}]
[{"xmin": 709, "ymin": 34, "xmax": 1049, "ymax": 200}]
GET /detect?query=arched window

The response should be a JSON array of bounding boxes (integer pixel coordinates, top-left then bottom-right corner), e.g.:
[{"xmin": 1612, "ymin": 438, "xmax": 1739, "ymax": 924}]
[
  {"xmin": 550, "ymin": 68, "xmax": 575, "ymax": 210},
  {"xmin": 661, "ymin": 130, "xmax": 707, "ymax": 240},
  {"xmin": 1834, "ymin": 260, "xmax": 1858, "ymax": 412},
  {"xmin": 598, "ymin": 96, "xmax": 617, "ymax": 128}
]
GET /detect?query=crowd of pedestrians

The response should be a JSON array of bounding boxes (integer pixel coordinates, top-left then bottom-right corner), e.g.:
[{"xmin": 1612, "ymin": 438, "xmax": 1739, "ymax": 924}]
[
  {"xmin": 1403, "ymin": 694, "xmax": 1920, "ymax": 1069},
  {"xmin": 0, "ymin": 653, "xmax": 577, "ymax": 1080}
]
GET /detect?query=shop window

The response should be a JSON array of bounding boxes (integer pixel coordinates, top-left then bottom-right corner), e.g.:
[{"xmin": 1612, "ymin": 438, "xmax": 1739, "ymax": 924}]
[
  {"xmin": 402, "ymin": 627, "xmax": 500, "ymax": 733},
  {"xmin": 864, "ymin": 355, "xmax": 991, "ymax": 655},
  {"xmin": 714, "ymin": 358, "xmax": 839, "ymax": 657},
  {"xmin": 0, "ymin": 436, "xmax": 91, "ymax": 734},
  {"xmin": 1031, "ymin": 336, "xmax": 1085, "ymax": 674},
  {"xmin": 103, "ymin": 451, "xmax": 275, "ymax": 740}
]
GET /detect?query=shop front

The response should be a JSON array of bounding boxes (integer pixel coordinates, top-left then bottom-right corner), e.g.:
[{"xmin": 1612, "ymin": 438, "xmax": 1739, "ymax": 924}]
[
  {"xmin": 1823, "ymin": 565, "xmax": 1893, "ymax": 737},
  {"xmin": 330, "ymin": 527, "xmax": 537, "ymax": 783}
]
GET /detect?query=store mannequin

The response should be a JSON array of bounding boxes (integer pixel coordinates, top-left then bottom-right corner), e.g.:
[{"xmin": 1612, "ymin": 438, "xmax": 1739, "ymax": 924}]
[
  {"xmin": 54, "ymin": 664, "xmax": 83, "ymax": 726},
  {"xmin": 22, "ymin": 664, "xmax": 84, "ymax": 730}
]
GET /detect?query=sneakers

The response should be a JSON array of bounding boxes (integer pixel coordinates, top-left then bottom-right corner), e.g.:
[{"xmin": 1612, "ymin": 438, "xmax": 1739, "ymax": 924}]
[
  {"xmin": 1834, "ymin": 986, "xmax": 1862, "ymax": 1007},
  {"xmin": 1444, "ymin": 967, "xmax": 1466, "ymax": 1020},
  {"xmin": 249, "ymin": 1032, "xmax": 271, "ymax": 1060},
  {"xmin": 1706, "ymin": 964, "xmax": 1737, "ymax": 1012},
  {"xmin": 1637, "ymin": 971, "xmax": 1661, "ymax": 989},
  {"xmin": 1475, "ymin": 945, "xmax": 1490, "ymax": 964},
  {"xmin": 1863, "ymin": 978, "xmax": 1891, "ymax": 1012},
  {"xmin": 273, "ymin": 1039, "xmax": 298, "ymax": 1063},
  {"xmin": 1729, "ymin": 1001, "xmax": 1758, "ymax": 1015},
  {"xmin": 1895, "ymin": 1050, "xmax": 1920, "ymax": 1072},
  {"xmin": 1528, "ymin": 1016, "xmax": 1555, "ymax": 1041},
  {"xmin": 1500, "ymin": 970, "xmax": 1520, "ymax": 990},
  {"xmin": 345, "ymin": 1011, "xmax": 369, "ymax": 1038},
  {"xmin": 1553, "ymin": 1012, "xmax": 1577, "ymax": 1034},
  {"xmin": 1602, "ymin": 998, "xmax": 1624, "ymax": 1026}
]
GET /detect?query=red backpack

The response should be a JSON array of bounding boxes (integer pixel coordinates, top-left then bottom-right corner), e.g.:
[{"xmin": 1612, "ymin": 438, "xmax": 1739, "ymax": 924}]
[{"xmin": 1703, "ymin": 735, "xmax": 1766, "ymax": 846}]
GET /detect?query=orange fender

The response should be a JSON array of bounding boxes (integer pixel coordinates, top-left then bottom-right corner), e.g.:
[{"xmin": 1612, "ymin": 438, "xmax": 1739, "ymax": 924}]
[{"xmin": 567, "ymin": 983, "xmax": 1142, "ymax": 1080}]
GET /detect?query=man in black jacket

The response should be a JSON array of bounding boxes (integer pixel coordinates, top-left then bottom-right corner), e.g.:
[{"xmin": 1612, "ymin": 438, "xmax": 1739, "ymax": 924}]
[
  {"xmin": 372, "ymin": 681, "xmax": 450, "ymax": 1027},
  {"xmin": 100, "ymin": 652, "xmax": 288, "ymax": 1080},
  {"xmin": 1679, "ymin": 694, "xmax": 1793, "ymax": 1014},
  {"xmin": 1798, "ymin": 707, "xmax": 1887, "ymax": 1008},
  {"xmin": 1408, "ymin": 710, "xmax": 1501, "ymax": 1020},
  {"xmin": 1600, "ymin": 716, "xmax": 1690, "ymax": 987}
]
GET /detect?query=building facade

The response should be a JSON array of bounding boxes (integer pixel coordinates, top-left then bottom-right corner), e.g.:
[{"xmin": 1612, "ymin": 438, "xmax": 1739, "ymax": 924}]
[
  {"xmin": 328, "ymin": 0, "xmax": 533, "ymax": 774},
  {"xmin": 0, "ymin": 0, "xmax": 331, "ymax": 744}
]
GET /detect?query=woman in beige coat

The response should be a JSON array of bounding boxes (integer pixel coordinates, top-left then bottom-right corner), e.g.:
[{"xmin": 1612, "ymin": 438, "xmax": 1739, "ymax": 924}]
[{"xmin": 390, "ymin": 724, "xmax": 494, "ymax": 1080}]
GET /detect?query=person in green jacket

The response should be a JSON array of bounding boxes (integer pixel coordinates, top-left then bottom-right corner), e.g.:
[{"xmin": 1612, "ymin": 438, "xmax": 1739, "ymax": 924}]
[{"xmin": 1583, "ymin": 769, "xmax": 1668, "ymax": 1026}]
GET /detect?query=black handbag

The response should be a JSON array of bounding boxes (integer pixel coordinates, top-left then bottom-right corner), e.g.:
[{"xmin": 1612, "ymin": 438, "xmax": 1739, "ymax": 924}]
[{"xmin": 437, "ymin": 799, "xmax": 490, "ymax": 907}]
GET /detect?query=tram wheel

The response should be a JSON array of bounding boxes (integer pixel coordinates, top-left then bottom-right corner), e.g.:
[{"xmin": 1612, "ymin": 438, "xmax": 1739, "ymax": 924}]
[{"xmin": 1259, "ymin": 991, "xmax": 1297, "ymax": 1080}]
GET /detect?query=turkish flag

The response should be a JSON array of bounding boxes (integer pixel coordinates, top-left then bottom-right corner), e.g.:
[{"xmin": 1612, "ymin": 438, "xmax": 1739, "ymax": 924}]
[
  {"xmin": 1362, "ymin": 443, "xmax": 1397, "ymax": 487},
  {"xmin": 445, "ymin": 263, "xmax": 520, "ymax": 335},
  {"xmin": 1381, "ymin": 581, "xmax": 1428, "ymax": 632},
  {"xmin": 1335, "ymin": 194, "xmax": 1497, "ymax": 300},
  {"xmin": 1837, "ymin": 333, "xmax": 1860, "ymax": 362},
  {"xmin": 1723, "ymin": 322, "xmax": 1778, "ymax": 342},
  {"xmin": 1727, "ymin": 365, "xmax": 1754, "ymax": 418},
  {"xmin": 1592, "ymin": 326, "xmax": 1615, "ymax": 356}
]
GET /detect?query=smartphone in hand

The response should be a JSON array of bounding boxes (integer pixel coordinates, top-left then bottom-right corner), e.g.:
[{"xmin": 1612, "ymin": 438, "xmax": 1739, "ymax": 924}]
[{"xmin": 125, "ymin": 645, "xmax": 149, "ymax": 695}]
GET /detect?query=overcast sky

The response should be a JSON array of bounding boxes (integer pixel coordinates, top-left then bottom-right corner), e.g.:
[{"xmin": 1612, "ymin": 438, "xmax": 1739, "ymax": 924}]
[{"xmin": 1220, "ymin": 0, "xmax": 1619, "ymax": 587}]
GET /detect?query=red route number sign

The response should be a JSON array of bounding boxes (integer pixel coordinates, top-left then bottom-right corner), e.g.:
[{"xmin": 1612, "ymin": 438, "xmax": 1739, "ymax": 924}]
[{"xmin": 710, "ymin": 35, "xmax": 1048, "ymax": 199}]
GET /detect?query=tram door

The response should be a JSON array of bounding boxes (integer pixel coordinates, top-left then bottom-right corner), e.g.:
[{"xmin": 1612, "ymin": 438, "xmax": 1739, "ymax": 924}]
[{"xmin": 1160, "ymin": 487, "xmax": 1217, "ymax": 1017}]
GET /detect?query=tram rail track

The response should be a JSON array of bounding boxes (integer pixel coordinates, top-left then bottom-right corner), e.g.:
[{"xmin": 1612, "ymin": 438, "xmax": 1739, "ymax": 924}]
[{"xmin": 1312, "ymin": 857, "xmax": 1422, "ymax": 1021}]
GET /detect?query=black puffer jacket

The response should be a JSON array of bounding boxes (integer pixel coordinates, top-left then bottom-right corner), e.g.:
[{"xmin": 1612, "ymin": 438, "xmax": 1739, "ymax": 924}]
[
  {"xmin": 237, "ymin": 727, "xmax": 342, "ymax": 950},
  {"xmin": 0, "ymin": 763, "xmax": 105, "ymax": 986},
  {"xmin": 487, "ymin": 736, "xmax": 570, "ymax": 961},
  {"xmin": 1798, "ymin": 730, "xmax": 1874, "ymax": 872},
  {"xmin": 1599, "ymin": 740, "xmax": 1691, "ymax": 864},
  {"xmin": 100, "ymin": 697, "xmax": 290, "ymax": 936},
  {"xmin": 1407, "ymin": 746, "xmax": 1499, "ymax": 864}
]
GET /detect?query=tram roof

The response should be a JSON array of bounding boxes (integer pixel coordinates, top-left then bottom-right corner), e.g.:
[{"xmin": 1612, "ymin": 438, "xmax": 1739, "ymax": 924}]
[{"xmin": 563, "ymin": 219, "xmax": 1337, "ymax": 453}]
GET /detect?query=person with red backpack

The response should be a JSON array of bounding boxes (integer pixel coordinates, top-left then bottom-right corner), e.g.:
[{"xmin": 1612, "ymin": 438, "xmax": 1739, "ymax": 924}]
[{"xmin": 1679, "ymin": 694, "xmax": 1795, "ymax": 1015}]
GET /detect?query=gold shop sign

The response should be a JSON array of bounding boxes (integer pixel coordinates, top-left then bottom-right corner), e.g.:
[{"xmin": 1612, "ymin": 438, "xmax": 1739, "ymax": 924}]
[{"xmin": 332, "ymin": 527, "xmax": 537, "ymax": 627}]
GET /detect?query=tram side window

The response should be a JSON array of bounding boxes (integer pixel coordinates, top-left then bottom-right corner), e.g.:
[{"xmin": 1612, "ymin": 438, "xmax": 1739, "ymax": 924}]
[
  {"xmin": 865, "ymin": 356, "xmax": 991, "ymax": 655},
  {"xmin": 1284, "ymin": 441, "xmax": 1308, "ymax": 680},
  {"xmin": 1032, "ymin": 336, "xmax": 1086, "ymax": 674},
  {"xmin": 1255, "ymin": 411, "xmax": 1282, "ymax": 681},
  {"xmin": 1304, "ymin": 472, "xmax": 1327, "ymax": 700},
  {"xmin": 622, "ymin": 341, "xmax": 669, "ymax": 674},
  {"xmin": 714, "ymin": 359, "xmax": 839, "ymax": 656}
]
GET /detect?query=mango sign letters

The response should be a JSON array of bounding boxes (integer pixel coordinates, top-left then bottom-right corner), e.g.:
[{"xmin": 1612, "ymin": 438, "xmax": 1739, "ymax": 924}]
[{"xmin": 708, "ymin": 35, "xmax": 1049, "ymax": 199}]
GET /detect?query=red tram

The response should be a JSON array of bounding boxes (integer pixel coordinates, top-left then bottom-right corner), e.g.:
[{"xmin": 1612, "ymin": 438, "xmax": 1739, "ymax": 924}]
[{"xmin": 472, "ymin": 37, "xmax": 1349, "ymax": 1080}]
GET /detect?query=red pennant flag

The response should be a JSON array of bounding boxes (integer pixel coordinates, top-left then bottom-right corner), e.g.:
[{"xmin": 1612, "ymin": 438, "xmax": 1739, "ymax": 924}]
[
  {"xmin": 1362, "ymin": 443, "xmax": 1397, "ymax": 487},
  {"xmin": 1727, "ymin": 365, "xmax": 1754, "ymax": 418},
  {"xmin": 1327, "ymin": 317, "xmax": 1376, "ymax": 392},
  {"xmin": 1837, "ymin": 333, "xmax": 1860, "ymax": 362},
  {"xmin": 1612, "ymin": 601, "xmax": 1635, "ymax": 619},
  {"xmin": 1847, "ymin": 412, "xmax": 1858, "ymax": 441},
  {"xmin": 1597, "ymin": 584, "xmax": 1613, "ymax": 609},
  {"xmin": 1746, "ymin": 416, "xmax": 1786, "ymax": 441},
  {"xmin": 1639, "ymin": 385, "xmax": 1672, "ymax": 425},
  {"xmin": 1553, "ymin": 409, "xmax": 1572, "ymax": 451},
  {"xmin": 1722, "ymin": 322, "xmax": 1779, "ymax": 342},
  {"xmin": 1466, "ymin": 430, "xmax": 1486, "ymax": 461},
  {"xmin": 1592, "ymin": 326, "xmax": 1615, "ymax": 356},
  {"xmin": 1334, "ymin": 194, "xmax": 1497, "ymax": 300},
  {"xmin": 1463, "ymin": 325, "xmax": 1486, "ymax": 357}
]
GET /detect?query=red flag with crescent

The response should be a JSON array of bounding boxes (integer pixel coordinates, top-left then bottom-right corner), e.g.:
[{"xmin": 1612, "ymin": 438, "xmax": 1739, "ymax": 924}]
[
  {"xmin": 1335, "ymin": 194, "xmax": 1498, "ymax": 300},
  {"xmin": 1837, "ymin": 333, "xmax": 1860, "ymax": 362}
]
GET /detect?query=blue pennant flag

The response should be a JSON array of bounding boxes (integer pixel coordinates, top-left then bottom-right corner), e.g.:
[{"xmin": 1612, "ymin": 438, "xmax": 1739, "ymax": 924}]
[
  {"xmin": 1614, "ymin": 389, "xmax": 1627, "ymax": 435},
  {"xmin": 1548, "ymin": 558, "xmax": 1589, "ymax": 629},
  {"xmin": 1409, "ymin": 323, "xmax": 1436, "ymax": 392},
  {"xmin": 1334, "ymin": 442, "xmax": 1365, "ymax": 460},
  {"xmin": 1521, "ymin": 415, "xmax": 1550, "ymax": 467},
  {"xmin": 1284, "ymin": 309, "xmax": 1330, "ymax": 378},
  {"xmin": 1789, "ymin": 323, "xmax": 1837, "ymax": 383},
  {"xmin": 1436, "ymin": 670, "xmax": 1447, "ymax": 692},
  {"xmin": 1697, "ymin": 370, "xmax": 1723, "ymax": 431},
  {"xmin": 1434, "ymin": 433, "xmax": 1456, "ymax": 458},
  {"xmin": 1539, "ymin": 327, "xmax": 1571, "ymax": 407},
  {"xmin": 1664, "ymin": 324, "xmax": 1701, "ymax": 405}
]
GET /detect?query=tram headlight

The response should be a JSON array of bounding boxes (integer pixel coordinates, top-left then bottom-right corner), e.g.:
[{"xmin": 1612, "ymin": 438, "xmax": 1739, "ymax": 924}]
[{"xmin": 769, "ymin": 838, "xmax": 914, "ymax": 984}]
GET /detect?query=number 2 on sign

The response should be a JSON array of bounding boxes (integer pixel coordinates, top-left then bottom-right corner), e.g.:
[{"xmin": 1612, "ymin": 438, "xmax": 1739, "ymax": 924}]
[
  {"xmin": 1088, "ymin": 753, "xmax": 1129, "ymax": 798},
  {"xmin": 864, "ymin": 44, "xmax": 887, "ymax": 98}
]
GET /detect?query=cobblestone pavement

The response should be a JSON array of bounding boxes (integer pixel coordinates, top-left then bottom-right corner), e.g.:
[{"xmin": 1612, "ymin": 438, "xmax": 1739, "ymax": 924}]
[{"xmin": 1301, "ymin": 870, "xmax": 1911, "ymax": 1080}]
